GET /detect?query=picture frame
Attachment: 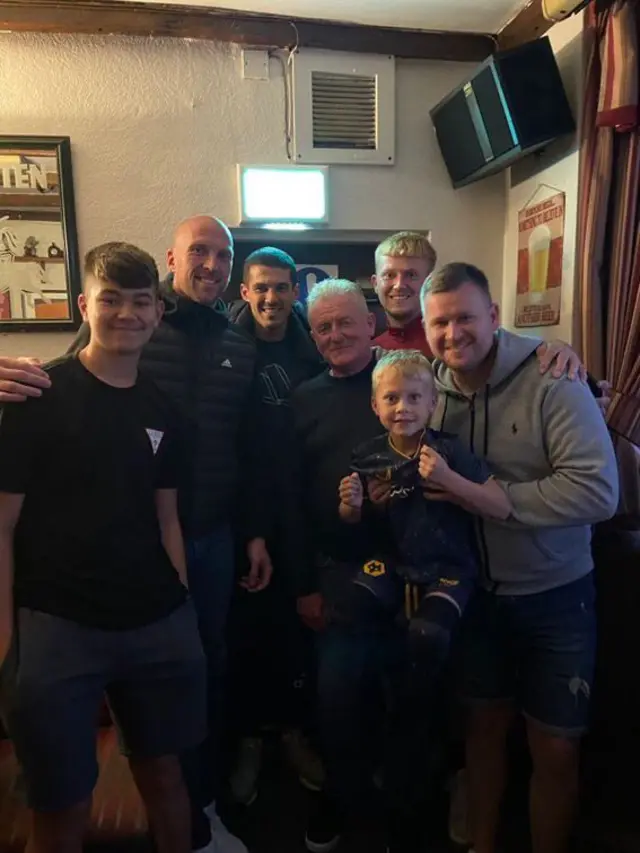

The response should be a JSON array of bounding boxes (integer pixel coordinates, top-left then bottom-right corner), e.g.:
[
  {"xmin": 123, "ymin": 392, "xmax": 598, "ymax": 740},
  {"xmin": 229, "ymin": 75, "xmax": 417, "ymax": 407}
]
[{"xmin": 0, "ymin": 135, "xmax": 81, "ymax": 332}]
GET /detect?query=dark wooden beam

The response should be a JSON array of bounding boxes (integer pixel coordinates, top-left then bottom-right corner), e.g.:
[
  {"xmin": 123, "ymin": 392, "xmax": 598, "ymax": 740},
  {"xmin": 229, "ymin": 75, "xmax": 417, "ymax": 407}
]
[
  {"xmin": 497, "ymin": 0, "xmax": 554, "ymax": 50},
  {"xmin": 0, "ymin": 0, "xmax": 496, "ymax": 62}
]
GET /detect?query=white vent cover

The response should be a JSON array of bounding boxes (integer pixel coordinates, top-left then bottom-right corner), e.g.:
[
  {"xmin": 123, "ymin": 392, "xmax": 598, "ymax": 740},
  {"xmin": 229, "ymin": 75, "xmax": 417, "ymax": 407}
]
[{"xmin": 292, "ymin": 49, "xmax": 395, "ymax": 165}]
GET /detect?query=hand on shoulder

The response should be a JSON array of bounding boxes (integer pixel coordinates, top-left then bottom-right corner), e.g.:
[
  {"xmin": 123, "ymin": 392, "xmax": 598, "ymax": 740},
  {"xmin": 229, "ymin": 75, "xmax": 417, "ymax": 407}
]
[{"xmin": 0, "ymin": 357, "xmax": 51, "ymax": 403}]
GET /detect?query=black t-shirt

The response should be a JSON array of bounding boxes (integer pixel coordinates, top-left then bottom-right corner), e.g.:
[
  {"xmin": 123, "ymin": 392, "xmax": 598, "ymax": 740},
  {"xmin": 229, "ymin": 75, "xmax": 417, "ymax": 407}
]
[
  {"xmin": 0, "ymin": 355, "xmax": 188, "ymax": 629},
  {"xmin": 255, "ymin": 338, "xmax": 315, "ymax": 410},
  {"xmin": 291, "ymin": 357, "xmax": 391, "ymax": 565},
  {"xmin": 351, "ymin": 429, "xmax": 489, "ymax": 583},
  {"xmin": 255, "ymin": 337, "xmax": 315, "ymax": 453}
]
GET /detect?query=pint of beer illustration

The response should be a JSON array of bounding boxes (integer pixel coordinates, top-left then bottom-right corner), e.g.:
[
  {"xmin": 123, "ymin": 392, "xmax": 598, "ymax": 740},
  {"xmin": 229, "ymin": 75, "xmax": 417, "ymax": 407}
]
[{"xmin": 528, "ymin": 224, "xmax": 551, "ymax": 294}]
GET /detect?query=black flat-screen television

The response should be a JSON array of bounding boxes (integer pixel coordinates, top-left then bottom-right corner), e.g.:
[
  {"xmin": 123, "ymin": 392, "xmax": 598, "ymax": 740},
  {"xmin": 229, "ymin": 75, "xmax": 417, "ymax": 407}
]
[{"xmin": 430, "ymin": 36, "xmax": 576, "ymax": 188}]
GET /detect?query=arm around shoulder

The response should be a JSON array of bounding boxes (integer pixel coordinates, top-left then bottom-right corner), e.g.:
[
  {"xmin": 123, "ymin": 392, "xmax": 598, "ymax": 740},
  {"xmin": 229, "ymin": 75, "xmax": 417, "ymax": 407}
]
[{"xmin": 497, "ymin": 377, "xmax": 619, "ymax": 527}]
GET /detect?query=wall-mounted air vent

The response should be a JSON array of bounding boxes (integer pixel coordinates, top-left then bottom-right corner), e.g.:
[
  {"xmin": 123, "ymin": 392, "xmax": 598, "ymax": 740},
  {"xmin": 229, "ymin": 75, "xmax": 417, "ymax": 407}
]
[{"xmin": 292, "ymin": 50, "xmax": 395, "ymax": 165}]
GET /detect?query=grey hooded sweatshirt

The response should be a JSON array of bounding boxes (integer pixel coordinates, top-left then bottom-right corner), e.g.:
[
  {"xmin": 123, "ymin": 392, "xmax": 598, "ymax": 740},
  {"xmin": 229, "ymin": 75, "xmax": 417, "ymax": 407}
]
[{"xmin": 432, "ymin": 328, "xmax": 619, "ymax": 596}]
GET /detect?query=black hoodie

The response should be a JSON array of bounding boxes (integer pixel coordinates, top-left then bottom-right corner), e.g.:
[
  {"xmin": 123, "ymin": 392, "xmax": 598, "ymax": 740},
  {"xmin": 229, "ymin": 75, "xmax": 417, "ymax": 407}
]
[
  {"xmin": 229, "ymin": 299, "xmax": 324, "ymax": 438},
  {"xmin": 228, "ymin": 300, "xmax": 325, "ymax": 578}
]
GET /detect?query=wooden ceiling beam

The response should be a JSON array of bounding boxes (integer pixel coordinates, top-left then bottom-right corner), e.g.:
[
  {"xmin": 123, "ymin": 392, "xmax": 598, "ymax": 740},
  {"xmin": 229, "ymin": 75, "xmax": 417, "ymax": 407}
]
[
  {"xmin": 0, "ymin": 0, "xmax": 496, "ymax": 62},
  {"xmin": 497, "ymin": 0, "xmax": 554, "ymax": 51}
]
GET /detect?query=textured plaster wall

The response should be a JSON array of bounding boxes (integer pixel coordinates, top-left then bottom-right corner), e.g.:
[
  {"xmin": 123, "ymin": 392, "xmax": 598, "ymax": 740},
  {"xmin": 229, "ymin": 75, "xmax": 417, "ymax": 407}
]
[{"xmin": 0, "ymin": 32, "xmax": 505, "ymax": 359}]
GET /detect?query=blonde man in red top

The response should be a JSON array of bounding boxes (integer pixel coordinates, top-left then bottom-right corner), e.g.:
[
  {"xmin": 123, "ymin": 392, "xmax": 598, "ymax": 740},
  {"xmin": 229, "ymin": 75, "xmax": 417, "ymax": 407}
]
[{"xmin": 372, "ymin": 231, "xmax": 437, "ymax": 357}]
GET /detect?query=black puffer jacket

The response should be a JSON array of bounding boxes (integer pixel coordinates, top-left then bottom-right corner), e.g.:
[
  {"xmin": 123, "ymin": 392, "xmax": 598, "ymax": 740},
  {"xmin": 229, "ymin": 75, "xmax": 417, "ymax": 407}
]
[{"xmin": 69, "ymin": 279, "xmax": 259, "ymax": 538}]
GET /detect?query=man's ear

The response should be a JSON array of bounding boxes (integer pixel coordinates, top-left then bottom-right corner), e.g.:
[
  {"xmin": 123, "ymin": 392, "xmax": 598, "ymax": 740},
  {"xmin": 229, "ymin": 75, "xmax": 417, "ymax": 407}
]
[
  {"xmin": 490, "ymin": 301, "xmax": 500, "ymax": 331},
  {"xmin": 78, "ymin": 292, "xmax": 88, "ymax": 322},
  {"xmin": 167, "ymin": 248, "xmax": 176, "ymax": 273},
  {"xmin": 240, "ymin": 283, "xmax": 250, "ymax": 303},
  {"xmin": 366, "ymin": 311, "xmax": 376, "ymax": 338}
]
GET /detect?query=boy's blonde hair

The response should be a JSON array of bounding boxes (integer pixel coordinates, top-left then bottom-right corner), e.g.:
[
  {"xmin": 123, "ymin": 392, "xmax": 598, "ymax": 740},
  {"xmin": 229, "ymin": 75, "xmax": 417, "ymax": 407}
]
[
  {"xmin": 372, "ymin": 349, "xmax": 434, "ymax": 394},
  {"xmin": 374, "ymin": 231, "xmax": 437, "ymax": 272}
]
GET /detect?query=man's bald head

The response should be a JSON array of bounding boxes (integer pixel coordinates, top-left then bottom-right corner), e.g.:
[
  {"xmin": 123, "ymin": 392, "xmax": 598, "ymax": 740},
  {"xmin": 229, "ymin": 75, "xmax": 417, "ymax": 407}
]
[
  {"xmin": 167, "ymin": 215, "xmax": 234, "ymax": 305},
  {"xmin": 172, "ymin": 215, "xmax": 232, "ymax": 248}
]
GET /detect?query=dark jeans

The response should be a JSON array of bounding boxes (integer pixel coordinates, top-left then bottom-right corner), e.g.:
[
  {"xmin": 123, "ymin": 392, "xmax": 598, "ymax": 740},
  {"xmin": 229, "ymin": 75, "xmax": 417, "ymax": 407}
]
[
  {"xmin": 317, "ymin": 593, "xmax": 458, "ymax": 818},
  {"xmin": 226, "ymin": 530, "xmax": 317, "ymax": 742},
  {"xmin": 226, "ymin": 575, "xmax": 315, "ymax": 737},
  {"xmin": 181, "ymin": 524, "xmax": 235, "ymax": 849}
]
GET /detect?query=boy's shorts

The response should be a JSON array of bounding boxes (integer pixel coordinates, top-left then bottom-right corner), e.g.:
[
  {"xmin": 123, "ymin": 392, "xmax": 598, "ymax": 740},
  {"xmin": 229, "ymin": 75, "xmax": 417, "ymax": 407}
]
[
  {"xmin": 0, "ymin": 601, "xmax": 207, "ymax": 812},
  {"xmin": 352, "ymin": 556, "xmax": 475, "ymax": 620},
  {"xmin": 459, "ymin": 574, "xmax": 596, "ymax": 737}
]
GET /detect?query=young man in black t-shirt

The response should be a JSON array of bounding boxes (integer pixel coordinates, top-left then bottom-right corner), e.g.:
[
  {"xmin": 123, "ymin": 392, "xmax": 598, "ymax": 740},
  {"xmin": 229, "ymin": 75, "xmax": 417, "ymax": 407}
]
[{"xmin": 0, "ymin": 243, "xmax": 206, "ymax": 853}]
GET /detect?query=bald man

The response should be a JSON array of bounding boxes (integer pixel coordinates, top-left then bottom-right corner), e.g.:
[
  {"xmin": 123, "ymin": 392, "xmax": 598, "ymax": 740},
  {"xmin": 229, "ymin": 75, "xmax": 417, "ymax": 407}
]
[{"xmin": 0, "ymin": 217, "xmax": 268, "ymax": 853}]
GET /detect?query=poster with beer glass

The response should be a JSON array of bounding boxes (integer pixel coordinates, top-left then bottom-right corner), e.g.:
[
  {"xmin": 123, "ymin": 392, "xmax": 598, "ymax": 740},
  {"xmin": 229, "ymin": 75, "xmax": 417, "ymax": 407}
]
[{"xmin": 514, "ymin": 191, "xmax": 565, "ymax": 328}]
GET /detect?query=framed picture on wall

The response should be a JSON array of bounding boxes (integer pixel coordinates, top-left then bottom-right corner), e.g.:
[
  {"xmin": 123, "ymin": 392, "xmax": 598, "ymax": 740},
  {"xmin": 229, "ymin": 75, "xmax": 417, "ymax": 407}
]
[{"xmin": 0, "ymin": 135, "xmax": 81, "ymax": 332}]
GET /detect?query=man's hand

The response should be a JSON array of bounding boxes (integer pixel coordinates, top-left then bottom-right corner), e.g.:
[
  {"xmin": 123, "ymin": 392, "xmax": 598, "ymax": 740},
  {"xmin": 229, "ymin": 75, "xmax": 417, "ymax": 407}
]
[
  {"xmin": 0, "ymin": 357, "xmax": 51, "ymax": 403},
  {"xmin": 339, "ymin": 473, "xmax": 363, "ymax": 509},
  {"xmin": 419, "ymin": 445, "xmax": 453, "ymax": 489},
  {"xmin": 536, "ymin": 340, "xmax": 586, "ymax": 381},
  {"xmin": 297, "ymin": 592, "xmax": 325, "ymax": 632},
  {"xmin": 240, "ymin": 538, "xmax": 273, "ymax": 592},
  {"xmin": 596, "ymin": 380, "xmax": 612, "ymax": 417},
  {"xmin": 367, "ymin": 478, "xmax": 391, "ymax": 506}
]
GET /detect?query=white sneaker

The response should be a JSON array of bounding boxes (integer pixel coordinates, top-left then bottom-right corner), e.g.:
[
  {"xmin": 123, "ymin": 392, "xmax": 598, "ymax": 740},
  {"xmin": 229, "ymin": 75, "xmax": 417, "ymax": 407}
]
[
  {"xmin": 229, "ymin": 737, "xmax": 262, "ymax": 806},
  {"xmin": 205, "ymin": 801, "xmax": 249, "ymax": 853},
  {"xmin": 448, "ymin": 768, "xmax": 471, "ymax": 847}
]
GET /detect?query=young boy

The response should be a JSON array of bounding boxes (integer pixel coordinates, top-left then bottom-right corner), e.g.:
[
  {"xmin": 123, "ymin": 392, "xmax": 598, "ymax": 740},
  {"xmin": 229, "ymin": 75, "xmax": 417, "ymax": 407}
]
[
  {"xmin": 0, "ymin": 242, "xmax": 206, "ymax": 853},
  {"xmin": 339, "ymin": 348, "xmax": 511, "ymax": 640},
  {"xmin": 337, "ymin": 350, "xmax": 512, "ymax": 850}
]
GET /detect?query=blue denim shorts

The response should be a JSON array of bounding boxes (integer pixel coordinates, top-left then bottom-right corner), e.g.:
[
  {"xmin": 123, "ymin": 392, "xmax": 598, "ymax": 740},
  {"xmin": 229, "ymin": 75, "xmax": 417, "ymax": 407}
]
[
  {"xmin": 459, "ymin": 574, "xmax": 596, "ymax": 737},
  {"xmin": 0, "ymin": 602, "xmax": 207, "ymax": 812}
]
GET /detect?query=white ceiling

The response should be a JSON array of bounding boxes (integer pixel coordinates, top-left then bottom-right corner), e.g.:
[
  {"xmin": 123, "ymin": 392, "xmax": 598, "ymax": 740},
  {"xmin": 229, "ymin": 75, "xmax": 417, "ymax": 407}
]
[{"xmin": 130, "ymin": 0, "xmax": 529, "ymax": 34}]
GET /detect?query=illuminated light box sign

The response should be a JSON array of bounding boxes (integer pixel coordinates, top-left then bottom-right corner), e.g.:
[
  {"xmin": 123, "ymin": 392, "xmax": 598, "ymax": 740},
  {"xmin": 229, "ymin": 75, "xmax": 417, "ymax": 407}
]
[{"xmin": 238, "ymin": 165, "xmax": 328, "ymax": 226}]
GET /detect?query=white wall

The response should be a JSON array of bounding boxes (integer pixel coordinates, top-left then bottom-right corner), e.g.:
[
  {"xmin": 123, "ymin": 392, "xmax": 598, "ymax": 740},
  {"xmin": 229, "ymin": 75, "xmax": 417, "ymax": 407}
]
[
  {"xmin": 0, "ymin": 32, "xmax": 505, "ymax": 360},
  {"xmin": 501, "ymin": 13, "xmax": 584, "ymax": 343}
]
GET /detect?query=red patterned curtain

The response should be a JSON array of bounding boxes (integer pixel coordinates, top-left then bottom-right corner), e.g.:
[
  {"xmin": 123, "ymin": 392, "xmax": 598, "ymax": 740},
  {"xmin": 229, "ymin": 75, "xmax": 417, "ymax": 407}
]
[{"xmin": 576, "ymin": 0, "xmax": 640, "ymax": 448}]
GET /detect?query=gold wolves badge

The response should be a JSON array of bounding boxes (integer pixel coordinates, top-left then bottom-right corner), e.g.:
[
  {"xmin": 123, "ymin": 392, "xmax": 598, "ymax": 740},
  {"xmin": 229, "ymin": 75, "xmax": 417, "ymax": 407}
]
[
  {"xmin": 439, "ymin": 577, "xmax": 460, "ymax": 587},
  {"xmin": 363, "ymin": 559, "xmax": 386, "ymax": 577}
]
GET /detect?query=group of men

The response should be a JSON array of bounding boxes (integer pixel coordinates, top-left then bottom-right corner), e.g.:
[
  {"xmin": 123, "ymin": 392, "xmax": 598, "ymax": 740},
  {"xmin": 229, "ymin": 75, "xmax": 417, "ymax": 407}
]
[{"xmin": 0, "ymin": 216, "xmax": 618, "ymax": 853}]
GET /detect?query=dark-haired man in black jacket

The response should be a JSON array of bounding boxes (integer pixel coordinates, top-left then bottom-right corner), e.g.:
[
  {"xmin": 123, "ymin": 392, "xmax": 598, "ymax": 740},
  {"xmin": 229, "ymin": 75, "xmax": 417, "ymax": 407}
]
[{"xmin": 226, "ymin": 247, "xmax": 325, "ymax": 805}]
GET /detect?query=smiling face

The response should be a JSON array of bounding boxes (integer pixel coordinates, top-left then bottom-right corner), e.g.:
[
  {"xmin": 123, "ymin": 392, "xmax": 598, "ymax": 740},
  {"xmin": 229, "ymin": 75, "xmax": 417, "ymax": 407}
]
[
  {"xmin": 423, "ymin": 281, "xmax": 500, "ymax": 373},
  {"xmin": 79, "ymin": 276, "xmax": 163, "ymax": 355},
  {"xmin": 373, "ymin": 254, "xmax": 434, "ymax": 326},
  {"xmin": 308, "ymin": 292, "xmax": 375, "ymax": 377},
  {"xmin": 372, "ymin": 368, "xmax": 435, "ymax": 439},
  {"xmin": 240, "ymin": 264, "xmax": 299, "ymax": 341},
  {"xmin": 167, "ymin": 216, "xmax": 234, "ymax": 305}
]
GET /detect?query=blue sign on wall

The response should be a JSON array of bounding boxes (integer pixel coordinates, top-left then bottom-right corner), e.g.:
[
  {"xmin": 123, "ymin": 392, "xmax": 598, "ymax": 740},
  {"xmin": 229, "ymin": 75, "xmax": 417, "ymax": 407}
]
[{"xmin": 296, "ymin": 265, "xmax": 339, "ymax": 302}]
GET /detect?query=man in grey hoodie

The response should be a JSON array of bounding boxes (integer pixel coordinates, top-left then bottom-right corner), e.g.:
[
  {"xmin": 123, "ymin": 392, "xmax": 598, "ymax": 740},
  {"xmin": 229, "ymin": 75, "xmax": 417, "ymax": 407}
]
[{"xmin": 421, "ymin": 263, "xmax": 618, "ymax": 853}]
